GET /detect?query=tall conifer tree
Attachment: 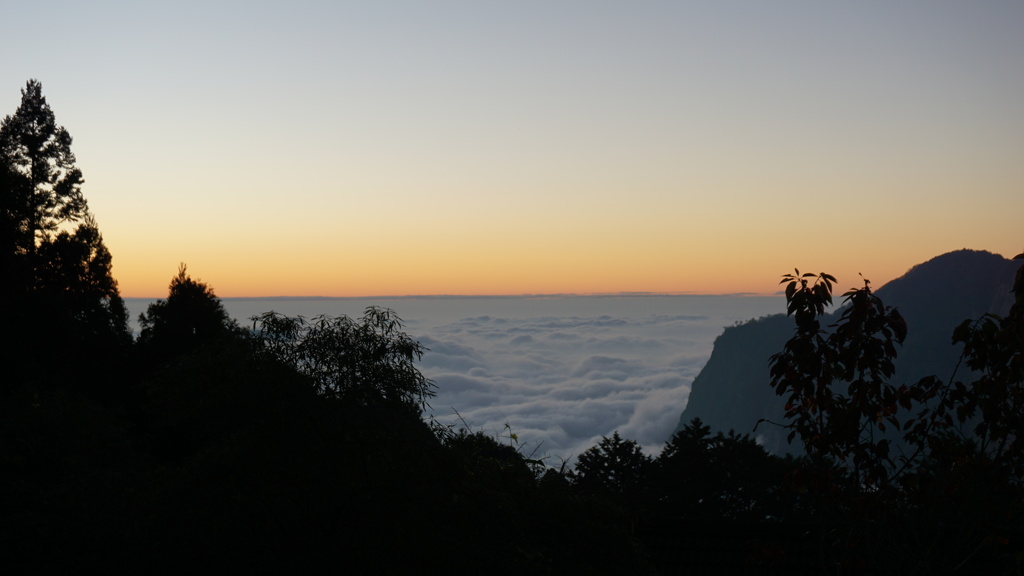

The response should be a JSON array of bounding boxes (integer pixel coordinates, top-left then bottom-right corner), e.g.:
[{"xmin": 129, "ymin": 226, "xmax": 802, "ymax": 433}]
[{"xmin": 0, "ymin": 80, "xmax": 129, "ymax": 393}]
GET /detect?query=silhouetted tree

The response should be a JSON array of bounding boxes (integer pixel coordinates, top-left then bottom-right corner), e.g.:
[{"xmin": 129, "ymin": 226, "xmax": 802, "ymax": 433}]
[
  {"xmin": 894, "ymin": 254, "xmax": 1024, "ymax": 572},
  {"xmin": 654, "ymin": 419, "xmax": 791, "ymax": 522},
  {"xmin": 251, "ymin": 307, "xmax": 436, "ymax": 410},
  {"xmin": 768, "ymin": 271, "xmax": 934, "ymax": 492},
  {"xmin": 0, "ymin": 81, "xmax": 85, "ymax": 261},
  {"xmin": 767, "ymin": 265, "xmax": 1024, "ymax": 573},
  {"xmin": 641, "ymin": 420, "xmax": 804, "ymax": 573},
  {"xmin": 766, "ymin": 271, "xmax": 925, "ymax": 571},
  {"xmin": 0, "ymin": 80, "xmax": 129, "ymax": 393},
  {"xmin": 444, "ymin": 429, "xmax": 538, "ymax": 491},
  {"xmin": 573, "ymin": 431, "xmax": 653, "ymax": 497},
  {"xmin": 937, "ymin": 254, "xmax": 1024, "ymax": 478},
  {"xmin": 137, "ymin": 263, "xmax": 241, "ymax": 367}
]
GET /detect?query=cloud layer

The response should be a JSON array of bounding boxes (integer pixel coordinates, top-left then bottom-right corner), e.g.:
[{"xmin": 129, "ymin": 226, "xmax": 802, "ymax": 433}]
[
  {"xmin": 400, "ymin": 297, "xmax": 778, "ymax": 463},
  {"xmin": 127, "ymin": 295, "xmax": 779, "ymax": 464}
]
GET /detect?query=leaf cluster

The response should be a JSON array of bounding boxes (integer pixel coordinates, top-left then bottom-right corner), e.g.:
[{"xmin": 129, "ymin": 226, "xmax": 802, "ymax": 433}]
[
  {"xmin": 0, "ymin": 79, "xmax": 87, "ymax": 249},
  {"xmin": 928, "ymin": 269, "xmax": 1024, "ymax": 480},
  {"xmin": 251, "ymin": 306, "xmax": 436, "ymax": 411},
  {"xmin": 769, "ymin": 273, "xmax": 930, "ymax": 490},
  {"xmin": 767, "ymin": 264, "xmax": 1024, "ymax": 573}
]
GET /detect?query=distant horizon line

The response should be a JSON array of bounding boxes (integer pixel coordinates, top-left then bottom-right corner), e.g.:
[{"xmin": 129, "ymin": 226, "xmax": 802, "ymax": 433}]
[{"xmin": 122, "ymin": 291, "xmax": 783, "ymax": 301}]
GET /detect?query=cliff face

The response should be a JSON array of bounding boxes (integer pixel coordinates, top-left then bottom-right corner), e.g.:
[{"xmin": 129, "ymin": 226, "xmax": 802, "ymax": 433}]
[{"xmin": 674, "ymin": 249, "xmax": 1019, "ymax": 454}]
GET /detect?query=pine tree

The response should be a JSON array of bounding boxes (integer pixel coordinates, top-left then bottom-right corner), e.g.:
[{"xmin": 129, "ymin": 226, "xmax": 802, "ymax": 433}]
[{"xmin": 0, "ymin": 79, "xmax": 129, "ymax": 393}]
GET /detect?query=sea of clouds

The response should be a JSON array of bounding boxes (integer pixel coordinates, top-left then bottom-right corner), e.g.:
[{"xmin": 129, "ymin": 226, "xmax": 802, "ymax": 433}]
[{"xmin": 126, "ymin": 295, "xmax": 780, "ymax": 464}]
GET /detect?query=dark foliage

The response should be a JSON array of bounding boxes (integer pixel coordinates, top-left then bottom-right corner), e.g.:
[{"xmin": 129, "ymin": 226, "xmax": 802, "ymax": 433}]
[
  {"xmin": 137, "ymin": 263, "xmax": 243, "ymax": 368},
  {"xmin": 655, "ymin": 419, "xmax": 794, "ymax": 523},
  {"xmin": 676, "ymin": 249, "xmax": 1019, "ymax": 455},
  {"xmin": 765, "ymin": 265, "xmax": 1024, "ymax": 574},
  {"xmin": 251, "ymin": 307, "xmax": 436, "ymax": 411},
  {"xmin": 768, "ymin": 271, "xmax": 930, "ymax": 490},
  {"xmin": 5, "ymin": 81, "xmax": 1024, "ymax": 574},
  {"xmin": 573, "ymin": 431, "xmax": 653, "ymax": 497},
  {"xmin": 0, "ymin": 79, "xmax": 129, "ymax": 396}
]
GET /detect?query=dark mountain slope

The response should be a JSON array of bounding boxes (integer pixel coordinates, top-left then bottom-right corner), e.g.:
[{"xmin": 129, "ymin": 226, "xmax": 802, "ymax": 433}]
[{"xmin": 674, "ymin": 249, "xmax": 1019, "ymax": 454}]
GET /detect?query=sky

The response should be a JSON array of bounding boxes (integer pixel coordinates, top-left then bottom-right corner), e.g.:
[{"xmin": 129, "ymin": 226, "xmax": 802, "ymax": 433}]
[{"xmin": 3, "ymin": 1, "xmax": 1023, "ymax": 297}]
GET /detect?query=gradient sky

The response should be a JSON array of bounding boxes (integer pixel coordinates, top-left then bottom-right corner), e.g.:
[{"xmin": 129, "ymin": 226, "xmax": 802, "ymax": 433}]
[{"xmin": 3, "ymin": 1, "xmax": 1022, "ymax": 297}]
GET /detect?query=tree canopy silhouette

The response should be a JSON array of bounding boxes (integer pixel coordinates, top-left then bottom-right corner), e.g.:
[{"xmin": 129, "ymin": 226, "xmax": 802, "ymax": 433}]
[
  {"xmin": 137, "ymin": 263, "xmax": 242, "ymax": 367},
  {"xmin": 766, "ymin": 265, "xmax": 1024, "ymax": 573},
  {"xmin": 0, "ymin": 79, "xmax": 128, "ymax": 393},
  {"xmin": 572, "ymin": 431, "xmax": 652, "ymax": 497},
  {"xmin": 251, "ymin": 307, "xmax": 436, "ymax": 410}
]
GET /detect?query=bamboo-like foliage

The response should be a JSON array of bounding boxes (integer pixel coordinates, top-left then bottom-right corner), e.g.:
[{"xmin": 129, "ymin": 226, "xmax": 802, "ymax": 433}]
[{"xmin": 251, "ymin": 306, "xmax": 435, "ymax": 410}]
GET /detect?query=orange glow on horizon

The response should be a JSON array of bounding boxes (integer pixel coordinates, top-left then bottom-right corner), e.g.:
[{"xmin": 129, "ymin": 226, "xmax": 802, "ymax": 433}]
[
  {"xmin": 4, "ymin": 3, "xmax": 1021, "ymax": 305},
  {"xmin": 111, "ymin": 243, "xmax": 1006, "ymax": 300}
]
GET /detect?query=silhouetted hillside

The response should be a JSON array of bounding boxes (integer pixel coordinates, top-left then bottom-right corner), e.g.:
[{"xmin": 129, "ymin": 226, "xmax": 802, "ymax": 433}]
[{"xmin": 675, "ymin": 249, "xmax": 1019, "ymax": 453}]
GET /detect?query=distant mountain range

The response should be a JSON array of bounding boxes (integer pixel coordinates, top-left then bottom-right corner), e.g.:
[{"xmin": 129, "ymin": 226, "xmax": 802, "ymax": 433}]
[{"xmin": 673, "ymin": 249, "xmax": 1020, "ymax": 454}]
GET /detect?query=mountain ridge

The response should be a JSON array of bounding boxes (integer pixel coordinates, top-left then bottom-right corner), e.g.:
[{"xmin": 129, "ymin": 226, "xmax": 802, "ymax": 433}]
[{"xmin": 674, "ymin": 249, "xmax": 1019, "ymax": 453}]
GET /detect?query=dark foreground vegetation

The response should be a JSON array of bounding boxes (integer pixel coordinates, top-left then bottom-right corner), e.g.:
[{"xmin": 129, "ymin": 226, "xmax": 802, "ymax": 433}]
[{"xmin": 3, "ymin": 80, "xmax": 1023, "ymax": 574}]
